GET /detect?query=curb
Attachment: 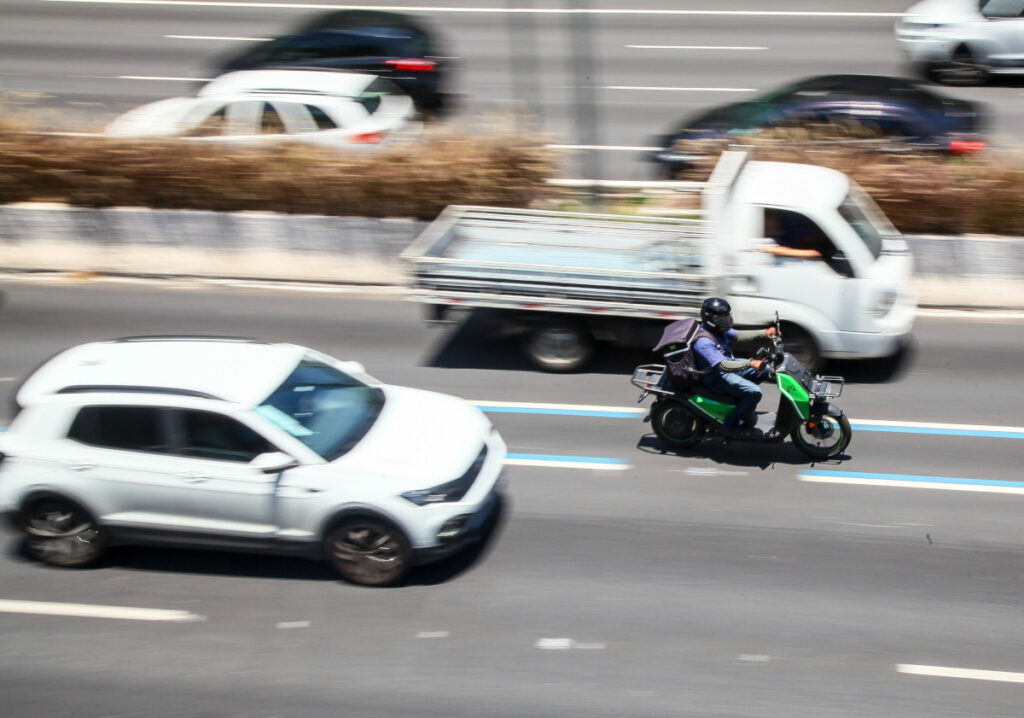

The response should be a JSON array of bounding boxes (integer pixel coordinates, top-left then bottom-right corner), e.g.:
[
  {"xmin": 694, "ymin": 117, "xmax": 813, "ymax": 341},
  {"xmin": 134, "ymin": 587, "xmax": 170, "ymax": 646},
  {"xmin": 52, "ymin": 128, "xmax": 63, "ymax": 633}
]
[{"xmin": 1, "ymin": 204, "xmax": 1023, "ymax": 308}]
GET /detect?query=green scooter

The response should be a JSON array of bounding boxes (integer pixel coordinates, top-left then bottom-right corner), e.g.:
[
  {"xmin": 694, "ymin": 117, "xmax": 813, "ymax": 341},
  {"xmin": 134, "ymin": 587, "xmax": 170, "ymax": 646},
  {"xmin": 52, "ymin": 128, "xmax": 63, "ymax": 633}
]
[{"xmin": 630, "ymin": 314, "xmax": 851, "ymax": 460}]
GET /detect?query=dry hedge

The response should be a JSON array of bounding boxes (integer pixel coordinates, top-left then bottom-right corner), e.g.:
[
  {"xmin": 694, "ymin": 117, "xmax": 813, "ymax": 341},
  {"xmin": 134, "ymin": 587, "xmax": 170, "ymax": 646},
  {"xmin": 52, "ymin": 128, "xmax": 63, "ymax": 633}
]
[
  {"xmin": 671, "ymin": 129, "xmax": 1024, "ymax": 236},
  {"xmin": 2, "ymin": 119, "xmax": 1024, "ymax": 236},
  {"xmin": 0, "ymin": 120, "xmax": 556, "ymax": 220}
]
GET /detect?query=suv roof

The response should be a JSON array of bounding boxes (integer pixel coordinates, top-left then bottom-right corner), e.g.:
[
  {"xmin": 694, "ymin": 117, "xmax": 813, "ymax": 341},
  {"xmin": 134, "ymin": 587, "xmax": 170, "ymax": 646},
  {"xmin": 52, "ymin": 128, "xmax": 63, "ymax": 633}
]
[
  {"xmin": 16, "ymin": 338, "xmax": 305, "ymax": 408},
  {"xmin": 199, "ymin": 69, "xmax": 383, "ymax": 98}
]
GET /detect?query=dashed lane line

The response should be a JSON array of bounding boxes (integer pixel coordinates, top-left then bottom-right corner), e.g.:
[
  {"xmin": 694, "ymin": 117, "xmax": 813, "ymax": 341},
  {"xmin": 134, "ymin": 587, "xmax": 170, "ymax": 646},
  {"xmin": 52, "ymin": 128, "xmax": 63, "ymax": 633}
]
[
  {"xmin": 801, "ymin": 470, "xmax": 1024, "ymax": 495},
  {"xmin": 897, "ymin": 664, "xmax": 1024, "ymax": 684},
  {"xmin": 0, "ymin": 599, "xmax": 204, "ymax": 622}
]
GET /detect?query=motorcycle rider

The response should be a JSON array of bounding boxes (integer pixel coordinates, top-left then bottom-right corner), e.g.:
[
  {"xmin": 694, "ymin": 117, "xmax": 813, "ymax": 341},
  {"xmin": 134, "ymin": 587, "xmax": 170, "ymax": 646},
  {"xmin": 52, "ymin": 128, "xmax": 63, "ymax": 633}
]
[{"xmin": 693, "ymin": 297, "xmax": 778, "ymax": 439}]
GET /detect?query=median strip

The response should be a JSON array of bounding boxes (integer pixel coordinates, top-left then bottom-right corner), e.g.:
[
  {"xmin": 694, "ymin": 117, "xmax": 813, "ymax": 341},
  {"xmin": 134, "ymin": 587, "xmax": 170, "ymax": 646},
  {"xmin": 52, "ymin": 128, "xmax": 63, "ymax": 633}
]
[
  {"xmin": 800, "ymin": 470, "xmax": 1024, "ymax": 495},
  {"xmin": 0, "ymin": 599, "xmax": 204, "ymax": 622}
]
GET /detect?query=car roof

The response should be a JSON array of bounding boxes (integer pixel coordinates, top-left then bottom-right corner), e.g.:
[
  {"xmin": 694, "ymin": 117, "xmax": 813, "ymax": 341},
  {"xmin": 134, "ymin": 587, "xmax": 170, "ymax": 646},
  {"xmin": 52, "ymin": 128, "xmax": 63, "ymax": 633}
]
[
  {"xmin": 16, "ymin": 338, "xmax": 305, "ymax": 409},
  {"xmin": 200, "ymin": 70, "xmax": 378, "ymax": 98}
]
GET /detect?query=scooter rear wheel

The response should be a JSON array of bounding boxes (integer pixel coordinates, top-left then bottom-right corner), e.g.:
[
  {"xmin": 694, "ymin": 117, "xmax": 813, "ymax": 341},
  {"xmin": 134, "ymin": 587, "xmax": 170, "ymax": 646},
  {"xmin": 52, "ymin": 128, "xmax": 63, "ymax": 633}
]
[
  {"xmin": 651, "ymin": 400, "xmax": 705, "ymax": 448},
  {"xmin": 790, "ymin": 411, "xmax": 851, "ymax": 460}
]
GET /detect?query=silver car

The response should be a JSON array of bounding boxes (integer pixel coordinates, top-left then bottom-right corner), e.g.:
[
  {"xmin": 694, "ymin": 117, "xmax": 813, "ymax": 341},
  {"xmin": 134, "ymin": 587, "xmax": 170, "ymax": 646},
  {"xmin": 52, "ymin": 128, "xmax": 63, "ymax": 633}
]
[{"xmin": 896, "ymin": 0, "xmax": 1024, "ymax": 85}]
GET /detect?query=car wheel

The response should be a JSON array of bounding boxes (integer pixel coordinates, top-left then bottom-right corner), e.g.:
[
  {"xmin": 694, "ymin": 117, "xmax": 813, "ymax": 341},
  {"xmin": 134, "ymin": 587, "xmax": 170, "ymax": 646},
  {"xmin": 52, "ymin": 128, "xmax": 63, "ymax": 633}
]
[
  {"xmin": 523, "ymin": 320, "xmax": 595, "ymax": 373},
  {"xmin": 780, "ymin": 324, "xmax": 822, "ymax": 372},
  {"xmin": 326, "ymin": 517, "xmax": 412, "ymax": 587},
  {"xmin": 23, "ymin": 498, "xmax": 104, "ymax": 568},
  {"xmin": 932, "ymin": 47, "xmax": 988, "ymax": 86}
]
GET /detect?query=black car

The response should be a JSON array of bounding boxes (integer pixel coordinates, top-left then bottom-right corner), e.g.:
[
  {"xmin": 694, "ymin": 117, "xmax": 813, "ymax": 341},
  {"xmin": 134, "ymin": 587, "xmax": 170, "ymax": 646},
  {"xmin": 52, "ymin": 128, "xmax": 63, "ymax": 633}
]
[
  {"xmin": 650, "ymin": 74, "xmax": 989, "ymax": 177},
  {"xmin": 211, "ymin": 10, "xmax": 453, "ymax": 114}
]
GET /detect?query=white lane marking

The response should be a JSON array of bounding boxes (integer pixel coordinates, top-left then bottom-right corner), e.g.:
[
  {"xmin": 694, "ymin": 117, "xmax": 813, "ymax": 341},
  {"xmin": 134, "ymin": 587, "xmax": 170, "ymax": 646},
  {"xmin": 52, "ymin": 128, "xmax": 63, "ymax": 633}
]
[
  {"xmin": 472, "ymin": 400, "xmax": 643, "ymax": 414},
  {"xmin": 38, "ymin": 2, "xmax": 910, "ymax": 17},
  {"xmin": 607, "ymin": 85, "xmax": 756, "ymax": 92},
  {"xmin": 165, "ymin": 34, "xmax": 271, "ymax": 41},
  {"xmin": 738, "ymin": 654, "xmax": 771, "ymax": 662},
  {"xmin": 897, "ymin": 664, "xmax": 1024, "ymax": 684},
  {"xmin": 681, "ymin": 467, "xmax": 749, "ymax": 477},
  {"xmin": 275, "ymin": 620, "xmax": 311, "ymax": 629},
  {"xmin": 416, "ymin": 631, "xmax": 450, "ymax": 639},
  {"xmin": 0, "ymin": 377, "xmax": 15, "ymax": 382},
  {"xmin": 799, "ymin": 474, "xmax": 1024, "ymax": 495},
  {"xmin": 536, "ymin": 638, "xmax": 607, "ymax": 650},
  {"xmin": 546, "ymin": 144, "xmax": 660, "ymax": 152},
  {"xmin": 118, "ymin": 75, "xmax": 212, "ymax": 82},
  {"xmin": 504, "ymin": 458, "xmax": 630, "ymax": 471},
  {"xmin": 627, "ymin": 45, "xmax": 768, "ymax": 51},
  {"xmin": 855, "ymin": 419, "xmax": 1024, "ymax": 434},
  {"xmin": 537, "ymin": 638, "xmax": 574, "ymax": 650},
  {"xmin": 0, "ymin": 599, "xmax": 204, "ymax": 622}
]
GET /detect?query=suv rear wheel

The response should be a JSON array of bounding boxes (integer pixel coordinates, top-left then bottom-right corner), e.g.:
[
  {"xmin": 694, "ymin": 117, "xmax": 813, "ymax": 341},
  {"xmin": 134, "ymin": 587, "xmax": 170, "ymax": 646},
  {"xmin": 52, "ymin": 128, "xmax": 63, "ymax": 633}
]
[
  {"xmin": 932, "ymin": 47, "xmax": 988, "ymax": 86},
  {"xmin": 23, "ymin": 498, "xmax": 104, "ymax": 568}
]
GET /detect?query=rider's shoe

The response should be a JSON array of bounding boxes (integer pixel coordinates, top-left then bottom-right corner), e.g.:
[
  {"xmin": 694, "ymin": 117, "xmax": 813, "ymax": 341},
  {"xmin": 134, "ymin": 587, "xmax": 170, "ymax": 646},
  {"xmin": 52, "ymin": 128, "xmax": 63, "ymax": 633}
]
[
  {"xmin": 740, "ymin": 412, "xmax": 757, "ymax": 428},
  {"xmin": 722, "ymin": 425, "xmax": 763, "ymax": 440}
]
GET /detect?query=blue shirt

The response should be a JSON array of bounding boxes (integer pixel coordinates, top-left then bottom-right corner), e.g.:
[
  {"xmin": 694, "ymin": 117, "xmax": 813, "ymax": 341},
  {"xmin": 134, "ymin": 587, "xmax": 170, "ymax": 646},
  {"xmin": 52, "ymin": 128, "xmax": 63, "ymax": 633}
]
[{"xmin": 693, "ymin": 325, "xmax": 737, "ymax": 385}]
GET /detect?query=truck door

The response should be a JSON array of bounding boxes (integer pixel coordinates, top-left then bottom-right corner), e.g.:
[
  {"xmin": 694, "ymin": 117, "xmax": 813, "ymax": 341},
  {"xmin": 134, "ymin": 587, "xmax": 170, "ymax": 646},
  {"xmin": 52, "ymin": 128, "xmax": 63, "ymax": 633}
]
[{"xmin": 741, "ymin": 207, "xmax": 859, "ymax": 332}]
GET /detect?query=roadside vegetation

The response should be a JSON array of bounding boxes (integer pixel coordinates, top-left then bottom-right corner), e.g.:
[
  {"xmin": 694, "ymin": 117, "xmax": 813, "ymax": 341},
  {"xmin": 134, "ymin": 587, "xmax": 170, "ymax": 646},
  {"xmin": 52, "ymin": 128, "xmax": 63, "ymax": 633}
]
[
  {"xmin": 1, "ymin": 118, "xmax": 1023, "ymax": 235},
  {"xmin": 0, "ymin": 118, "xmax": 555, "ymax": 220},
  {"xmin": 662, "ymin": 127, "xmax": 1024, "ymax": 237}
]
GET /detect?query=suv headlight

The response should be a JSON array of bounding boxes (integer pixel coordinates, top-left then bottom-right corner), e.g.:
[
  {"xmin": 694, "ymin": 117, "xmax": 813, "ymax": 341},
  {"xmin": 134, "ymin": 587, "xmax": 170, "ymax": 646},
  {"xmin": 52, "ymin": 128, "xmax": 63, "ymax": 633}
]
[{"xmin": 401, "ymin": 446, "xmax": 488, "ymax": 506}]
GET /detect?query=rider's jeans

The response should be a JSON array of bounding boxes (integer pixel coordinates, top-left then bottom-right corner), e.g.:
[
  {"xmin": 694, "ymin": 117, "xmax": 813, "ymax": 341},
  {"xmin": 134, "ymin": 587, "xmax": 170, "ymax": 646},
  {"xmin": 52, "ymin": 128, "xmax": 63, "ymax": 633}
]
[{"xmin": 705, "ymin": 368, "xmax": 766, "ymax": 428}]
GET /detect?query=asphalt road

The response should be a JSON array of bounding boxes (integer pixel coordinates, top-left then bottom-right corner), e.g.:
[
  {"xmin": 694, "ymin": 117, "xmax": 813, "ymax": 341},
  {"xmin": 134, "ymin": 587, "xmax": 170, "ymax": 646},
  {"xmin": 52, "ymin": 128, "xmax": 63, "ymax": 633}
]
[
  {"xmin": 2, "ymin": 0, "xmax": 1023, "ymax": 179},
  {"xmin": 1, "ymin": 276, "xmax": 1024, "ymax": 717}
]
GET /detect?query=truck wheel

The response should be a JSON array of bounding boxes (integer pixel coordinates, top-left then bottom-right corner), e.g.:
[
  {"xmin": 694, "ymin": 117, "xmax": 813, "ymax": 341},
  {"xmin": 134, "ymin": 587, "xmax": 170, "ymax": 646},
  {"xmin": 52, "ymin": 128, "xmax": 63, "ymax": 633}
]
[
  {"xmin": 23, "ymin": 498, "xmax": 104, "ymax": 568},
  {"xmin": 781, "ymin": 324, "xmax": 821, "ymax": 371},
  {"xmin": 326, "ymin": 517, "xmax": 411, "ymax": 587},
  {"xmin": 523, "ymin": 321, "xmax": 595, "ymax": 373}
]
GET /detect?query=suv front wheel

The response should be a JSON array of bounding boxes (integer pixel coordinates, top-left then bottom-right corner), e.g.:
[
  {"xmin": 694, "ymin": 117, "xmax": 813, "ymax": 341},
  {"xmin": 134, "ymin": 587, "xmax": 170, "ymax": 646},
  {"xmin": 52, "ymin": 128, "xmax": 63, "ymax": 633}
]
[{"xmin": 326, "ymin": 516, "xmax": 412, "ymax": 586}]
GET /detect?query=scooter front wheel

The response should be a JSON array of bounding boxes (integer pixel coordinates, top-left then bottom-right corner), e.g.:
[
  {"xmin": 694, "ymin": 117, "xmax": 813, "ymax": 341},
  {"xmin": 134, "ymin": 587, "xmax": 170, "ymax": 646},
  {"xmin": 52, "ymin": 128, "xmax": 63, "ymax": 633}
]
[
  {"xmin": 651, "ymin": 400, "xmax": 705, "ymax": 448},
  {"xmin": 791, "ymin": 411, "xmax": 851, "ymax": 460}
]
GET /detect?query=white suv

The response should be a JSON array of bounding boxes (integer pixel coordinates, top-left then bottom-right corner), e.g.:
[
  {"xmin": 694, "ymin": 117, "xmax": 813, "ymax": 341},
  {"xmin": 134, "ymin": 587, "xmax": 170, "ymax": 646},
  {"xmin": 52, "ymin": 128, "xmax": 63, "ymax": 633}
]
[
  {"xmin": 896, "ymin": 0, "xmax": 1024, "ymax": 85},
  {"xmin": 0, "ymin": 337, "xmax": 506, "ymax": 586}
]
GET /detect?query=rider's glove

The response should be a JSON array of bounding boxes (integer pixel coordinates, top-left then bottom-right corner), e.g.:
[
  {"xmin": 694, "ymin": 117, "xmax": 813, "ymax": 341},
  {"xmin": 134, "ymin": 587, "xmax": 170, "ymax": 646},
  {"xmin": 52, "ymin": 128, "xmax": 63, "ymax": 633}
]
[{"xmin": 750, "ymin": 358, "xmax": 766, "ymax": 371}]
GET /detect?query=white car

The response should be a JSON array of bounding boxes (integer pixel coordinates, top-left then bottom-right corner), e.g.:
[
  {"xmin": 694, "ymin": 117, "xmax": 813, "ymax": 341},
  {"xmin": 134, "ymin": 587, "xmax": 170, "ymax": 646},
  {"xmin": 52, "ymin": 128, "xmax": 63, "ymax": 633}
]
[
  {"xmin": 896, "ymin": 0, "xmax": 1024, "ymax": 84},
  {"xmin": 0, "ymin": 337, "xmax": 505, "ymax": 586},
  {"xmin": 106, "ymin": 70, "xmax": 418, "ymax": 147}
]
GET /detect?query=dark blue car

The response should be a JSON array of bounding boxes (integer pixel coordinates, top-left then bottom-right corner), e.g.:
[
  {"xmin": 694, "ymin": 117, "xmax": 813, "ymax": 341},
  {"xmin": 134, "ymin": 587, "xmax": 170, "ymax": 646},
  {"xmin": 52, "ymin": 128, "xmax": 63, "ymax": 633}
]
[{"xmin": 650, "ymin": 74, "xmax": 989, "ymax": 177}]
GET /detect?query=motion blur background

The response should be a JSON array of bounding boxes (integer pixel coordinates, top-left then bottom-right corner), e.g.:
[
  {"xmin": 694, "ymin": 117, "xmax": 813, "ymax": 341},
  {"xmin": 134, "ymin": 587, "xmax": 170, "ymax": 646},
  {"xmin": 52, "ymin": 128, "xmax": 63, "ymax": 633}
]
[{"xmin": 2, "ymin": 2, "xmax": 1024, "ymax": 718}]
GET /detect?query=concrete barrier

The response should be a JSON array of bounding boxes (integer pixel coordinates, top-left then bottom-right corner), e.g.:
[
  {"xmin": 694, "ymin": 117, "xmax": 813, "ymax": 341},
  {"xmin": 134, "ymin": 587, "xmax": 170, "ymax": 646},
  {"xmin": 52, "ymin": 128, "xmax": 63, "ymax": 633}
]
[{"xmin": 1, "ymin": 203, "xmax": 1023, "ymax": 308}]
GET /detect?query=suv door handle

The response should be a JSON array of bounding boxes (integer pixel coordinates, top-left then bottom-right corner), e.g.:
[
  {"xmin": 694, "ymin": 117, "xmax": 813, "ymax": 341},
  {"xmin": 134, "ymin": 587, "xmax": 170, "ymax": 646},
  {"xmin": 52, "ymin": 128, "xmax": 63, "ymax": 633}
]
[{"xmin": 180, "ymin": 472, "xmax": 209, "ymax": 483}]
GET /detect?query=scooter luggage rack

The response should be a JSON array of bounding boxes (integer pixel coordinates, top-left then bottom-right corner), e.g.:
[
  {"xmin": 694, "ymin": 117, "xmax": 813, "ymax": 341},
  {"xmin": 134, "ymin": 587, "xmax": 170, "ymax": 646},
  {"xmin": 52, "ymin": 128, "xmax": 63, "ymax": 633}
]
[
  {"xmin": 631, "ymin": 364, "xmax": 674, "ymax": 398},
  {"xmin": 811, "ymin": 375, "xmax": 844, "ymax": 399}
]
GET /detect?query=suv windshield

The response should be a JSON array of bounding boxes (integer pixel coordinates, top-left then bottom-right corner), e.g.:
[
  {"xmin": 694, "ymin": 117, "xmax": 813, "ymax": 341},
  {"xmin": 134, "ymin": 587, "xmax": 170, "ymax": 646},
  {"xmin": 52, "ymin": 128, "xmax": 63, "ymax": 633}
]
[{"xmin": 257, "ymin": 359, "xmax": 384, "ymax": 461}]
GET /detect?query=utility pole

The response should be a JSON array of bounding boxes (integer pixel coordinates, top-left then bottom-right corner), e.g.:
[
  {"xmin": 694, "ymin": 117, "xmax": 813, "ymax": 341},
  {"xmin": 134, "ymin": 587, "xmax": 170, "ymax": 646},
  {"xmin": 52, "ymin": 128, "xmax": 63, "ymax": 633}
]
[
  {"xmin": 506, "ymin": 0, "xmax": 543, "ymax": 130},
  {"xmin": 565, "ymin": 0, "xmax": 603, "ymax": 205}
]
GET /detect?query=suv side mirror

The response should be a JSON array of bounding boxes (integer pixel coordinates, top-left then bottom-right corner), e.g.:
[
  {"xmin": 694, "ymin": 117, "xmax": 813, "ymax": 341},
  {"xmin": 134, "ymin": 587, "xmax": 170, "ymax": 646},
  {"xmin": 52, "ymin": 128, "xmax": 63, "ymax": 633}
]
[{"xmin": 250, "ymin": 451, "xmax": 299, "ymax": 474}]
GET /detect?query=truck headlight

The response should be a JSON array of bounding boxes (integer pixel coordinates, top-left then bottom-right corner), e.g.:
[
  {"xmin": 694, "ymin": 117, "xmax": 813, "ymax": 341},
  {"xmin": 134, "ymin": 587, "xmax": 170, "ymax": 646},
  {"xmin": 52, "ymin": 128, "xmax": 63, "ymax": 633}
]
[{"xmin": 400, "ymin": 446, "xmax": 488, "ymax": 506}]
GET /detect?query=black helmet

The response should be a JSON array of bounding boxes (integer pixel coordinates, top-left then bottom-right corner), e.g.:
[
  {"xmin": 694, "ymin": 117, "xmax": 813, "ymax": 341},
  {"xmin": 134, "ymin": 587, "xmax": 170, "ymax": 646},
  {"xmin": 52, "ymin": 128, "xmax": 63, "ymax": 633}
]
[{"xmin": 700, "ymin": 297, "xmax": 733, "ymax": 331}]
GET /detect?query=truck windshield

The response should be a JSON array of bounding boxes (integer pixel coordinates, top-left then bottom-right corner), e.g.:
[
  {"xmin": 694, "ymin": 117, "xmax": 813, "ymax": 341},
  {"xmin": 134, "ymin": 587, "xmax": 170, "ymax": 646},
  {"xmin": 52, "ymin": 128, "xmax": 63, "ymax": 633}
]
[
  {"xmin": 838, "ymin": 187, "xmax": 890, "ymax": 260},
  {"xmin": 257, "ymin": 359, "xmax": 384, "ymax": 461}
]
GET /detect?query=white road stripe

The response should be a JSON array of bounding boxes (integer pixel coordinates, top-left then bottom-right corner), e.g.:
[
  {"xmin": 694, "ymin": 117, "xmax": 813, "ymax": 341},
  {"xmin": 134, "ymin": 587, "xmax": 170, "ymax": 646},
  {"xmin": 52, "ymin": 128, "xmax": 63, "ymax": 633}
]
[
  {"xmin": 473, "ymin": 400, "xmax": 643, "ymax": 414},
  {"xmin": 627, "ymin": 45, "xmax": 768, "ymax": 51},
  {"xmin": 0, "ymin": 599, "xmax": 204, "ymax": 622},
  {"xmin": 897, "ymin": 664, "xmax": 1024, "ymax": 684},
  {"xmin": 504, "ymin": 458, "xmax": 630, "ymax": 471},
  {"xmin": 855, "ymin": 419, "xmax": 1024, "ymax": 433},
  {"xmin": 165, "ymin": 34, "xmax": 271, "ymax": 41},
  {"xmin": 607, "ymin": 86, "xmax": 756, "ymax": 92},
  {"xmin": 39, "ymin": 2, "xmax": 910, "ymax": 18},
  {"xmin": 799, "ymin": 475, "xmax": 1024, "ymax": 495}
]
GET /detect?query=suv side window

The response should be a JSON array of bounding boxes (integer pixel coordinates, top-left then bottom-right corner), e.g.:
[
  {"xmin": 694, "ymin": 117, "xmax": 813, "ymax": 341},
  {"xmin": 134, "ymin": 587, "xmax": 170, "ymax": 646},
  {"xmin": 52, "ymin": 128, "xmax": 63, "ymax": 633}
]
[
  {"xmin": 68, "ymin": 406, "xmax": 168, "ymax": 452},
  {"xmin": 174, "ymin": 410, "xmax": 273, "ymax": 462}
]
